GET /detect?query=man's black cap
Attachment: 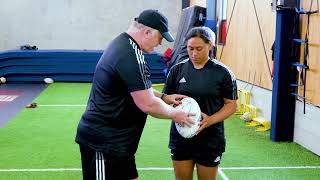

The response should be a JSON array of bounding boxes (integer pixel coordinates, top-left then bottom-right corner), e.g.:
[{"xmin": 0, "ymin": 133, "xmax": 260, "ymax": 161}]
[{"xmin": 134, "ymin": 9, "xmax": 174, "ymax": 42}]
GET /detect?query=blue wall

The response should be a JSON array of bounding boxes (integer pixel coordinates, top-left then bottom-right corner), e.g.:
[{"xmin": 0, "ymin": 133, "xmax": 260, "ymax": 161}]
[{"xmin": 0, "ymin": 49, "xmax": 167, "ymax": 84}]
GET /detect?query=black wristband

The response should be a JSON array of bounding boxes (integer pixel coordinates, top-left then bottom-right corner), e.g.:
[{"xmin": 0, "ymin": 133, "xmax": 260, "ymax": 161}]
[{"xmin": 160, "ymin": 93, "xmax": 166, "ymax": 100}]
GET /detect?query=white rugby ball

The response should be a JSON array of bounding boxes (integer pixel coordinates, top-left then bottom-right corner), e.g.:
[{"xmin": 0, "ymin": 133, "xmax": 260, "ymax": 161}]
[
  {"xmin": 175, "ymin": 97, "xmax": 202, "ymax": 138},
  {"xmin": 0, "ymin": 77, "xmax": 6, "ymax": 84},
  {"xmin": 242, "ymin": 112, "xmax": 251, "ymax": 121},
  {"xmin": 44, "ymin": 77, "xmax": 54, "ymax": 84}
]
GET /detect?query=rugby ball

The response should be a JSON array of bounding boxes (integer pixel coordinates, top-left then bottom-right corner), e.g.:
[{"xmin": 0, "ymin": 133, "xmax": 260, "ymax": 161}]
[
  {"xmin": 175, "ymin": 97, "xmax": 202, "ymax": 138},
  {"xmin": 0, "ymin": 77, "xmax": 6, "ymax": 84},
  {"xmin": 242, "ymin": 112, "xmax": 251, "ymax": 121},
  {"xmin": 44, "ymin": 78, "xmax": 54, "ymax": 84}
]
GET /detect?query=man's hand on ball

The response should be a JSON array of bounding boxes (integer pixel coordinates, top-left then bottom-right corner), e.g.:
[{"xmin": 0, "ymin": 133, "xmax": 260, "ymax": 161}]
[{"xmin": 172, "ymin": 110, "xmax": 195, "ymax": 128}]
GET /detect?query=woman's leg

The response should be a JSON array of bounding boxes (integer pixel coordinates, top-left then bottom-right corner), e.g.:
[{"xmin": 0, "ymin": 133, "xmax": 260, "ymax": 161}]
[
  {"xmin": 196, "ymin": 163, "xmax": 218, "ymax": 180},
  {"xmin": 172, "ymin": 160, "xmax": 195, "ymax": 180}
]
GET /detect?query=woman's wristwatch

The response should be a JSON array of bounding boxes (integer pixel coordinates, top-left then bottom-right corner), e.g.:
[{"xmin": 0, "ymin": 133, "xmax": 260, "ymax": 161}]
[{"xmin": 160, "ymin": 93, "xmax": 167, "ymax": 100}]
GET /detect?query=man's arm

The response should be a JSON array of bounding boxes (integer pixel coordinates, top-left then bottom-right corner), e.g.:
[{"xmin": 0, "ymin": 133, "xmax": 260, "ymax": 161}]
[
  {"xmin": 153, "ymin": 90, "xmax": 163, "ymax": 98},
  {"xmin": 131, "ymin": 87, "xmax": 194, "ymax": 127}
]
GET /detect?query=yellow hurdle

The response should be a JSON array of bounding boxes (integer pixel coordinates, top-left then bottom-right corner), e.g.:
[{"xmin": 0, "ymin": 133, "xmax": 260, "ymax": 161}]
[
  {"xmin": 236, "ymin": 87, "xmax": 270, "ymax": 132},
  {"xmin": 235, "ymin": 89, "xmax": 244, "ymax": 115},
  {"xmin": 244, "ymin": 90, "xmax": 251, "ymax": 105},
  {"xmin": 247, "ymin": 117, "xmax": 271, "ymax": 132},
  {"xmin": 235, "ymin": 89, "xmax": 251, "ymax": 116},
  {"xmin": 243, "ymin": 104, "xmax": 257, "ymax": 120}
]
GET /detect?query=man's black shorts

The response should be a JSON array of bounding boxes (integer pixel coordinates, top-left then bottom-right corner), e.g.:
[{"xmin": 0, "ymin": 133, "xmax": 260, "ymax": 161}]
[
  {"xmin": 170, "ymin": 148, "xmax": 222, "ymax": 167},
  {"xmin": 79, "ymin": 144, "xmax": 138, "ymax": 180}
]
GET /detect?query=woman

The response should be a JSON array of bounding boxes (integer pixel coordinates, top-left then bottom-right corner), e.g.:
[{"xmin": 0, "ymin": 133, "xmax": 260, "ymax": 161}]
[{"xmin": 163, "ymin": 27, "xmax": 238, "ymax": 180}]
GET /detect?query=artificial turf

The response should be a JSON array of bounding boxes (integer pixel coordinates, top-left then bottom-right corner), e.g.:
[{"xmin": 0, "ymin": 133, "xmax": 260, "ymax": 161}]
[{"xmin": 0, "ymin": 83, "xmax": 319, "ymax": 180}]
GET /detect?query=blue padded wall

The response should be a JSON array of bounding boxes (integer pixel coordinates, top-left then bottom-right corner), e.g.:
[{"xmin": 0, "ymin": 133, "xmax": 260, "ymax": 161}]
[
  {"xmin": 270, "ymin": 8, "xmax": 299, "ymax": 142},
  {"xmin": 0, "ymin": 49, "xmax": 167, "ymax": 84}
]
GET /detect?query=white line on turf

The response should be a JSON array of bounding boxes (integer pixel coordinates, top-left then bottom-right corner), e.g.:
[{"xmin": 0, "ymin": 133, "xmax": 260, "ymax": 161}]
[
  {"xmin": 221, "ymin": 166, "xmax": 320, "ymax": 170},
  {"xmin": 1, "ymin": 166, "xmax": 320, "ymax": 172},
  {"xmin": 139, "ymin": 168, "xmax": 173, "ymax": 170},
  {"xmin": 0, "ymin": 168, "xmax": 81, "ymax": 172},
  {"xmin": 0, "ymin": 168, "xmax": 172, "ymax": 172},
  {"xmin": 218, "ymin": 168, "xmax": 229, "ymax": 180}
]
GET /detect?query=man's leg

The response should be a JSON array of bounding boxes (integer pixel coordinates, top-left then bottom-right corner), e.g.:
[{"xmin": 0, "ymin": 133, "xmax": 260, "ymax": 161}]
[
  {"xmin": 79, "ymin": 144, "xmax": 97, "ymax": 180},
  {"xmin": 103, "ymin": 153, "xmax": 138, "ymax": 180},
  {"xmin": 79, "ymin": 144, "xmax": 138, "ymax": 180}
]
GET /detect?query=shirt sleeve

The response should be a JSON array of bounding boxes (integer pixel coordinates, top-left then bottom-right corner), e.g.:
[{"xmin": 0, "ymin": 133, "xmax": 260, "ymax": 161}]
[
  {"xmin": 116, "ymin": 52, "xmax": 152, "ymax": 92},
  {"xmin": 222, "ymin": 70, "xmax": 238, "ymax": 100},
  {"xmin": 163, "ymin": 67, "xmax": 177, "ymax": 95}
]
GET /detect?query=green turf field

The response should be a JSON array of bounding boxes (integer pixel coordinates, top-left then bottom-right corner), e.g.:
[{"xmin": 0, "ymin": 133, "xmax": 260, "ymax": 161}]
[{"xmin": 0, "ymin": 83, "xmax": 319, "ymax": 180}]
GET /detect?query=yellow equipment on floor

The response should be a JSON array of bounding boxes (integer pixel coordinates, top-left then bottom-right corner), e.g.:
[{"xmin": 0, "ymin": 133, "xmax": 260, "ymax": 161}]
[{"xmin": 246, "ymin": 117, "xmax": 271, "ymax": 132}]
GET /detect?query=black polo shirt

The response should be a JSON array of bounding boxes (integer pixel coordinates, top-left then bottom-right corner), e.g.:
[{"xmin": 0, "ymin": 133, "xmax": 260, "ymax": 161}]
[
  {"xmin": 163, "ymin": 58, "xmax": 238, "ymax": 154},
  {"xmin": 76, "ymin": 33, "xmax": 152, "ymax": 156}
]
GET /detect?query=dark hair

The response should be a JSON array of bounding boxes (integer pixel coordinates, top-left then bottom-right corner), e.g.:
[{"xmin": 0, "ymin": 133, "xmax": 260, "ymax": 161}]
[{"xmin": 185, "ymin": 27, "xmax": 211, "ymax": 44}]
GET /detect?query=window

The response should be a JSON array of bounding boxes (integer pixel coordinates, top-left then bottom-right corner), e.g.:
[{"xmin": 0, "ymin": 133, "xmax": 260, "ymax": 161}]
[{"xmin": 216, "ymin": 0, "xmax": 228, "ymax": 45}]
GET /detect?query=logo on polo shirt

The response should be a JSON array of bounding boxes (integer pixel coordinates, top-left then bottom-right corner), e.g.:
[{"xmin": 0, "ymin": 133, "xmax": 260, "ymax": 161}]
[
  {"xmin": 179, "ymin": 77, "xmax": 186, "ymax": 83},
  {"xmin": 214, "ymin": 156, "xmax": 221, "ymax": 163}
]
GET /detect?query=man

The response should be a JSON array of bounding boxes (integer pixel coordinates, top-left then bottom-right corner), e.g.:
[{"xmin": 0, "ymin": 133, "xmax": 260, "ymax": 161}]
[{"xmin": 75, "ymin": 9, "xmax": 195, "ymax": 180}]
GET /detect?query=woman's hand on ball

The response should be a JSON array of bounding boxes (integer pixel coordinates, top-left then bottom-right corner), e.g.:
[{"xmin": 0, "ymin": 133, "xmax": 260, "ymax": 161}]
[
  {"xmin": 164, "ymin": 94, "xmax": 187, "ymax": 106},
  {"xmin": 196, "ymin": 112, "xmax": 210, "ymax": 135}
]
